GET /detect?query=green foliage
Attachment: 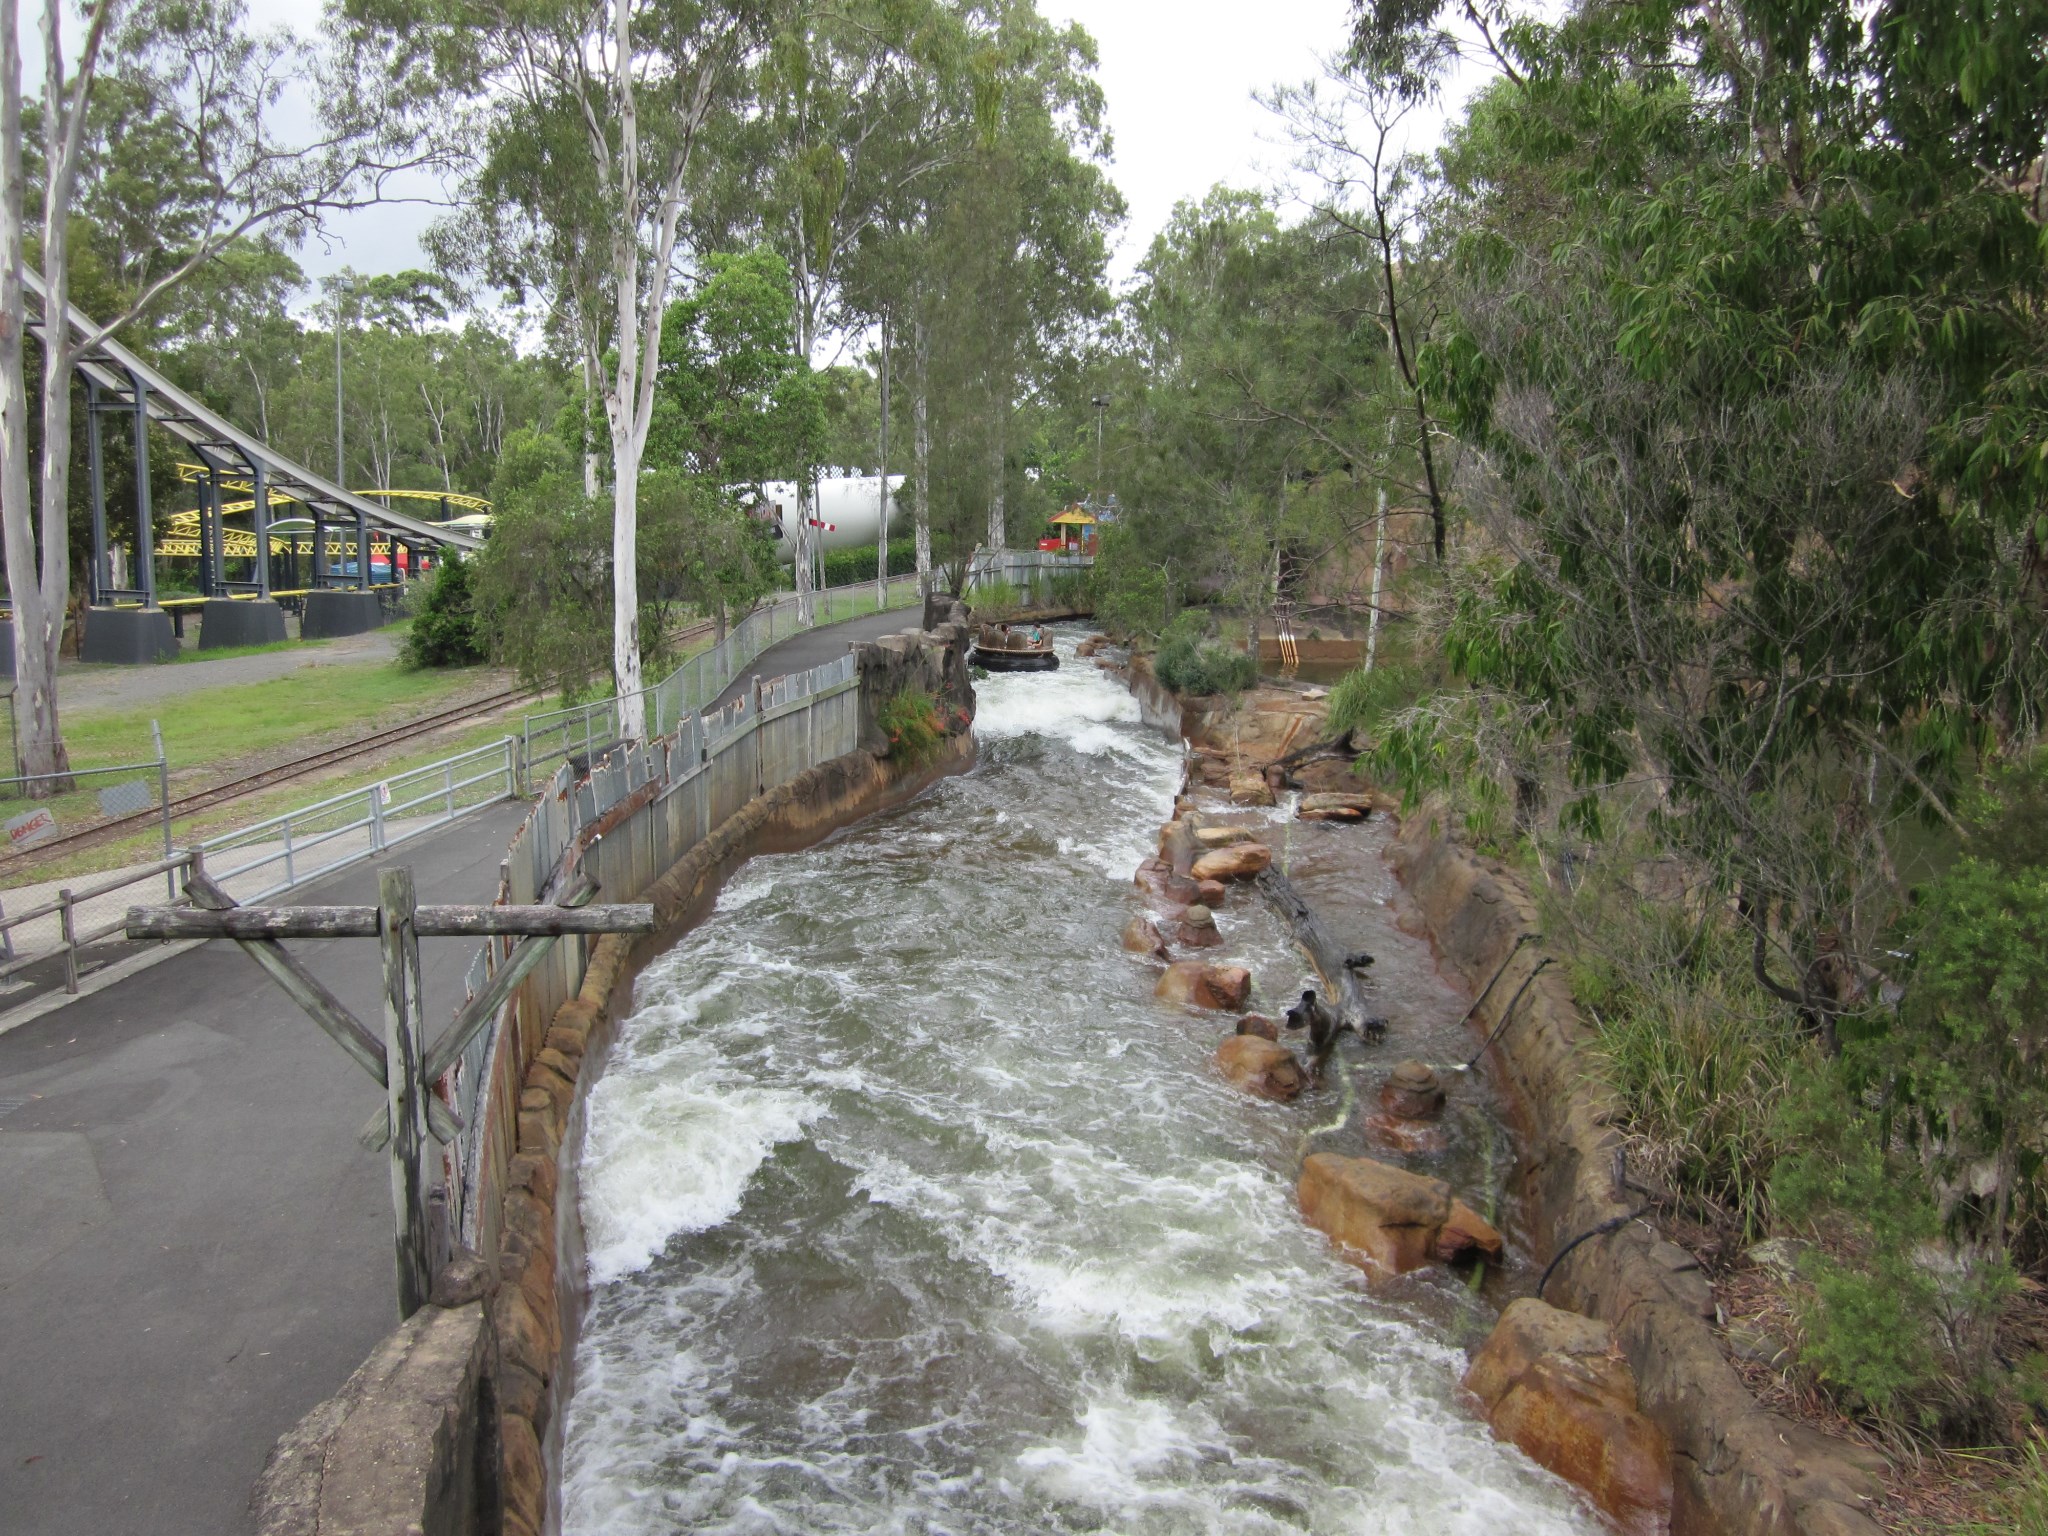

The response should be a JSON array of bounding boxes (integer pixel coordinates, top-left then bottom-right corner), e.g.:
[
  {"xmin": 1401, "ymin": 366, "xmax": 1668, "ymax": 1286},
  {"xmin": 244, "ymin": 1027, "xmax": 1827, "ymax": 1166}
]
[
  {"xmin": 968, "ymin": 579, "xmax": 1025, "ymax": 620},
  {"xmin": 1325, "ymin": 660, "xmax": 1424, "ymax": 741},
  {"xmin": 1089, "ymin": 526, "xmax": 1174, "ymax": 638},
  {"xmin": 821, "ymin": 539, "xmax": 917, "ymax": 588},
  {"xmin": 649, "ymin": 249, "xmax": 825, "ymax": 484},
  {"xmin": 1956, "ymin": 1435, "xmax": 2048, "ymax": 1536},
  {"xmin": 1154, "ymin": 610, "xmax": 1257, "ymax": 697},
  {"xmin": 876, "ymin": 688, "xmax": 947, "ymax": 766},
  {"xmin": 402, "ymin": 554, "xmax": 486, "ymax": 669}
]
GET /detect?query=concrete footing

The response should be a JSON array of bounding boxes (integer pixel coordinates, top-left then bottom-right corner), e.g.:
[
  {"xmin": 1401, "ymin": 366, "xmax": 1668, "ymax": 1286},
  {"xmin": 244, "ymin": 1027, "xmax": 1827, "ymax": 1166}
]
[
  {"xmin": 80, "ymin": 606, "xmax": 177, "ymax": 665},
  {"xmin": 302, "ymin": 590, "xmax": 385, "ymax": 641},
  {"xmin": 198, "ymin": 598, "xmax": 289, "ymax": 650}
]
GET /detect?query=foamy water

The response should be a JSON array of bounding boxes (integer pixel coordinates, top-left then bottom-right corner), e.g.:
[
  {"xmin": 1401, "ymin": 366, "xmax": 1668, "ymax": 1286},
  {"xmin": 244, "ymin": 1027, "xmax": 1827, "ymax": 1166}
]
[{"xmin": 559, "ymin": 632, "xmax": 1600, "ymax": 1535}]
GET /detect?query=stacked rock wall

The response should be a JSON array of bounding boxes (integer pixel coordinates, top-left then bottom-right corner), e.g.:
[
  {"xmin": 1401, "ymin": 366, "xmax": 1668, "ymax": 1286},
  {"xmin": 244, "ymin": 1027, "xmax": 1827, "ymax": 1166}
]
[{"xmin": 1388, "ymin": 810, "xmax": 1887, "ymax": 1536}]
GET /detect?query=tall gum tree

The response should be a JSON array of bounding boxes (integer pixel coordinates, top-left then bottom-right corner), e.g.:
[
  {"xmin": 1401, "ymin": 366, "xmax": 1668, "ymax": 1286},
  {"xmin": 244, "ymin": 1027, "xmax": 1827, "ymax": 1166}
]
[
  {"xmin": 0, "ymin": 0, "xmax": 433, "ymax": 789},
  {"xmin": 368, "ymin": 0, "xmax": 768, "ymax": 738}
]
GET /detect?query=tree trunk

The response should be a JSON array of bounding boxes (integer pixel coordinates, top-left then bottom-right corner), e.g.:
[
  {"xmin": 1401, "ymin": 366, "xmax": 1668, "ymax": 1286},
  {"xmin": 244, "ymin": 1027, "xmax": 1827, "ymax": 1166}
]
[
  {"xmin": 606, "ymin": 0, "xmax": 647, "ymax": 741},
  {"xmin": 1364, "ymin": 479, "xmax": 1386, "ymax": 673},
  {"xmin": 792, "ymin": 260, "xmax": 816, "ymax": 624},
  {"xmin": 912, "ymin": 310, "xmax": 931, "ymax": 592},
  {"xmin": 987, "ymin": 389, "xmax": 1005, "ymax": 551},
  {"xmin": 580, "ymin": 330, "xmax": 601, "ymax": 499},
  {"xmin": 0, "ymin": 1, "xmax": 43, "ymax": 787},
  {"xmin": 875, "ymin": 315, "xmax": 890, "ymax": 609}
]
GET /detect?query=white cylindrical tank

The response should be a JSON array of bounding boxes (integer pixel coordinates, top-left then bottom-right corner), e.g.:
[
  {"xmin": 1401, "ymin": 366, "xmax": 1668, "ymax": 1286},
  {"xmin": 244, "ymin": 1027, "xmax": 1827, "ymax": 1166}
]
[{"xmin": 744, "ymin": 476, "xmax": 904, "ymax": 564}]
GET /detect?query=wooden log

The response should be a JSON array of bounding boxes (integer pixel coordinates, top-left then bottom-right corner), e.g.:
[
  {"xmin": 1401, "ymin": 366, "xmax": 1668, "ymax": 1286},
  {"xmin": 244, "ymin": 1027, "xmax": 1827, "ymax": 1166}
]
[
  {"xmin": 125, "ymin": 902, "xmax": 654, "ymax": 941},
  {"xmin": 183, "ymin": 872, "xmax": 387, "ymax": 1086},
  {"xmin": 127, "ymin": 905, "xmax": 379, "ymax": 939},
  {"xmin": 1252, "ymin": 865, "xmax": 1380, "ymax": 1039},
  {"xmin": 412, "ymin": 903, "xmax": 652, "ymax": 938}
]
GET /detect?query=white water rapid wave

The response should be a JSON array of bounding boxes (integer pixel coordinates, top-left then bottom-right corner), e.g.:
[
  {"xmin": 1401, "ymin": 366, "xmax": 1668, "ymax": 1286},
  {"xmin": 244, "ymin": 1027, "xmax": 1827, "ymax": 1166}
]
[{"xmin": 561, "ymin": 631, "xmax": 1601, "ymax": 1535}]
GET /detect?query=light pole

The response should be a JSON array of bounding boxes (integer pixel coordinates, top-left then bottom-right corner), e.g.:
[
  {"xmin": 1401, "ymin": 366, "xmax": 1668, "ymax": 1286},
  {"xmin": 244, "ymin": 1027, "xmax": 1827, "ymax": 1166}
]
[{"xmin": 1090, "ymin": 394, "xmax": 1111, "ymax": 507}]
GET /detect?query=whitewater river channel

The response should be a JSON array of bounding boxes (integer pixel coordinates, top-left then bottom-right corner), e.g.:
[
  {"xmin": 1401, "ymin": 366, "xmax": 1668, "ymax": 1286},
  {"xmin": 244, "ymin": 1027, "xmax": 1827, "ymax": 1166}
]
[{"xmin": 559, "ymin": 631, "xmax": 1604, "ymax": 1536}]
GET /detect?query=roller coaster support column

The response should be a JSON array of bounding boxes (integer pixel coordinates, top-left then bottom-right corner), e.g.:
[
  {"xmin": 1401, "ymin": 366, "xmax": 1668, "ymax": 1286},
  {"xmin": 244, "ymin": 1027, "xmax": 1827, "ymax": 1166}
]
[
  {"xmin": 251, "ymin": 459, "xmax": 272, "ymax": 598},
  {"xmin": 85, "ymin": 378, "xmax": 109, "ymax": 604},
  {"xmin": 312, "ymin": 507, "xmax": 326, "ymax": 586},
  {"xmin": 356, "ymin": 507, "xmax": 370, "ymax": 590},
  {"xmin": 131, "ymin": 371, "xmax": 158, "ymax": 609}
]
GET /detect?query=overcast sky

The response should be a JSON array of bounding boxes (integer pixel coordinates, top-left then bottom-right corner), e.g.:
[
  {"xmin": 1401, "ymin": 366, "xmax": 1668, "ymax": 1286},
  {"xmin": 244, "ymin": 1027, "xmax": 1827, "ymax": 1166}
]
[{"xmin": 36, "ymin": 0, "xmax": 1437, "ymax": 293}]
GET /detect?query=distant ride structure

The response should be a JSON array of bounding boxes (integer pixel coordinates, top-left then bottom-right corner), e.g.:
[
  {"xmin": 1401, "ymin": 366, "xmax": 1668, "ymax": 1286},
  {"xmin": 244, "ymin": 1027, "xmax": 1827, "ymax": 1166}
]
[{"xmin": 19, "ymin": 270, "xmax": 485, "ymax": 662}]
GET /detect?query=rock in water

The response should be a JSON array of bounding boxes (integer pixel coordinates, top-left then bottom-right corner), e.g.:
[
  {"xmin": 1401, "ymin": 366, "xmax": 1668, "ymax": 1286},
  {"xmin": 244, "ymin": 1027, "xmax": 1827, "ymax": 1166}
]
[
  {"xmin": 1214, "ymin": 1036, "xmax": 1306, "ymax": 1101},
  {"xmin": 1193, "ymin": 825, "xmax": 1255, "ymax": 847},
  {"xmin": 1297, "ymin": 1153, "xmax": 1452, "ymax": 1274},
  {"xmin": 1235, "ymin": 1013, "xmax": 1282, "ymax": 1041},
  {"xmin": 1379, "ymin": 1060, "xmax": 1447, "ymax": 1120},
  {"xmin": 1195, "ymin": 878, "xmax": 1229, "ymax": 906},
  {"xmin": 1297, "ymin": 792, "xmax": 1376, "ymax": 820},
  {"xmin": 1463, "ymin": 1299, "xmax": 1671, "ymax": 1536},
  {"xmin": 1229, "ymin": 773, "xmax": 1276, "ymax": 807},
  {"xmin": 1175, "ymin": 903, "xmax": 1225, "ymax": 949},
  {"xmin": 1191, "ymin": 843, "xmax": 1273, "ymax": 882},
  {"xmin": 1435, "ymin": 1200, "xmax": 1504, "ymax": 1263},
  {"xmin": 1121, "ymin": 915, "xmax": 1169, "ymax": 958},
  {"xmin": 1155, "ymin": 962, "xmax": 1253, "ymax": 1011}
]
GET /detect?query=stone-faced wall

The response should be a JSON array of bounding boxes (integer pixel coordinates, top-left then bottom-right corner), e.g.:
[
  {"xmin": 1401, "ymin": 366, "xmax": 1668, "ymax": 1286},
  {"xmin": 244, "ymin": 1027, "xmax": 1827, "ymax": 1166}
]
[{"xmin": 1387, "ymin": 811, "xmax": 1887, "ymax": 1536}]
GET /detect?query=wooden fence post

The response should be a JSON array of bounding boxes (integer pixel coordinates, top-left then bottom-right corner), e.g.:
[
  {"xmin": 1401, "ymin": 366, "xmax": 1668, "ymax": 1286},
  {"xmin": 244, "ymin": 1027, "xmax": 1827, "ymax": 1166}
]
[{"xmin": 380, "ymin": 866, "xmax": 433, "ymax": 1317}]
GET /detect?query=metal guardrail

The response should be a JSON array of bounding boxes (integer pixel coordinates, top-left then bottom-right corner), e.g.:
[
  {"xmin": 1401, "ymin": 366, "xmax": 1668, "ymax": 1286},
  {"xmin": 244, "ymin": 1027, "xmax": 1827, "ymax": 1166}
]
[
  {"xmin": 0, "ymin": 850, "xmax": 200, "ymax": 995},
  {"xmin": 519, "ymin": 571, "xmax": 925, "ymax": 776},
  {"xmin": 196, "ymin": 738, "xmax": 521, "ymax": 903}
]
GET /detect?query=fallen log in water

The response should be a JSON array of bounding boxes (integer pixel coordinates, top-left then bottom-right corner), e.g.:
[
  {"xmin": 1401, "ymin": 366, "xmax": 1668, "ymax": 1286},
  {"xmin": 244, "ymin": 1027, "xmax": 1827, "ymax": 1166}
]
[{"xmin": 1253, "ymin": 865, "xmax": 1382, "ymax": 1041}]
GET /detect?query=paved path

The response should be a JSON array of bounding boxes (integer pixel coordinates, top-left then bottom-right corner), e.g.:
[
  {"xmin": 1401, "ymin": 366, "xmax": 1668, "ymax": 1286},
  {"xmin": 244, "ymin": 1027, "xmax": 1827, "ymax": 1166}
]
[
  {"xmin": 57, "ymin": 626, "xmax": 408, "ymax": 716},
  {"xmin": 709, "ymin": 604, "xmax": 922, "ymax": 713},
  {"xmin": 0, "ymin": 798, "xmax": 532, "ymax": 1536}
]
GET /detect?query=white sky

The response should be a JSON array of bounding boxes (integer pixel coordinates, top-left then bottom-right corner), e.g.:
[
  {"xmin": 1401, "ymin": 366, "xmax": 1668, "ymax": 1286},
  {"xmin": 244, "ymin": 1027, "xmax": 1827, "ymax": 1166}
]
[{"xmin": 34, "ymin": 0, "xmax": 1454, "ymax": 293}]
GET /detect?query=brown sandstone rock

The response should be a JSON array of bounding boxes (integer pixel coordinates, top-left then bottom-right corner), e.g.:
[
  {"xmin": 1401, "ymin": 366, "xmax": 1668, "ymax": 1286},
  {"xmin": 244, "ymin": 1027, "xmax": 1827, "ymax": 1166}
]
[
  {"xmin": 1235, "ymin": 1013, "xmax": 1282, "ymax": 1041},
  {"xmin": 1464, "ymin": 1299, "xmax": 1671, "ymax": 1536},
  {"xmin": 1215, "ymin": 1036, "xmax": 1306, "ymax": 1101},
  {"xmin": 1298, "ymin": 1153, "xmax": 1452, "ymax": 1274},
  {"xmin": 1379, "ymin": 1060, "xmax": 1447, "ymax": 1120},
  {"xmin": 1122, "ymin": 914, "xmax": 1170, "ymax": 957},
  {"xmin": 1155, "ymin": 961, "xmax": 1252, "ymax": 1011},
  {"xmin": 1191, "ymin": 843, "xmax": 1273, "ymax": 882},
  {"xmin": 1229, "ymin": 773, "xmax": 1277, "ymax": 807},
  {"xmin": 1134, "ymin": 856, "xmax": 1199, "ymax": 905},
  {"xmin": 1298, "ymin": 792, "xmax": 1376, "ymax": 820},
  {"xmin": 1194, "ymin": 825, "xmax": 1255, "ymax": 847},
  {"xmin": 501, "ymin": 1412, "xmax": 547, "ymax": 1536},
  {"xmin": 1436, "ymin": 1200, "xmax": 1505, "ymax": 1264}
]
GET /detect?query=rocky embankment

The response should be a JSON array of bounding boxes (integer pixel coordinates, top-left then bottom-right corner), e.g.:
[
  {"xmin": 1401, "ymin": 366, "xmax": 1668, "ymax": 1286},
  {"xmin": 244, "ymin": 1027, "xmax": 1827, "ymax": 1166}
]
[{"xmin": 1095, "ymin": 634, "xmax": 1678, "ymax": 1536}]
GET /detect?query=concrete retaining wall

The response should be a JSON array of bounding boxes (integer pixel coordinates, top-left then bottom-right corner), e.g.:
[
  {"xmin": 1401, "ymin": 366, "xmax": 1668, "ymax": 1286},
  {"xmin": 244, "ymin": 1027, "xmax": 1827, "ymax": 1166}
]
[
  {"xmin": 251, "ymin": 624, "xmax": 976, "ymax": 1536},
  {"xmin": 1387, "ymin": 812, "xmax": 1887, "ymax": 1536}
]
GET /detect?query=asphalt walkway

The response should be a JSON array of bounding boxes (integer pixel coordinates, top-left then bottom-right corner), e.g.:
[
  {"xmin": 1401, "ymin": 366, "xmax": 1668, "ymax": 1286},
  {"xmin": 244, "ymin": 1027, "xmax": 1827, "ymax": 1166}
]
[
  {"xmin": 0, "ymin": 798, "xmax": 532, "ymax": 1536},
  {"xmin": 709, "ymin": 604, "xmax": 922, "ymax": 713}
]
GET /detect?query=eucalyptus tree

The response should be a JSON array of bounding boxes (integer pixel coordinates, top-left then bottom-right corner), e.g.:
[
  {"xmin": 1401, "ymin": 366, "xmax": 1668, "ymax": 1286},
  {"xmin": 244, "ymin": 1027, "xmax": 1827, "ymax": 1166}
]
[
  {"xmin": 0, "ymin": 0, "xmax": 432, "ymax": 786},
  {"xmin": 738, "ymin": 0, "xmax": 971, "ymax": 617},
  {"xmin": 368, "ymin": 0, "xmax": 773, "ymax": 739}
]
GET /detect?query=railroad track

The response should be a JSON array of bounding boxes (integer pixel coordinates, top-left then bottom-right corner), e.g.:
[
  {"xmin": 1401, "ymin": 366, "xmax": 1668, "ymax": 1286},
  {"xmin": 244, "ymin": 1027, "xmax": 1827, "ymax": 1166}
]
[{"xmin": 0, "ymin": 684, "xmax": 538, "ymax": 876}]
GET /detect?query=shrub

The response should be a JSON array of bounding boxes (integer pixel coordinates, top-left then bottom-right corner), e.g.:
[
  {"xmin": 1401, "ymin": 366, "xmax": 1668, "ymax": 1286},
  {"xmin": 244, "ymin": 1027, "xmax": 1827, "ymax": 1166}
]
[
  {"xmin": 969, "ymin": 578, "xmax": 1026, "ymax": 619},
  {"xmin": 1091, "ymin": 526, "xmax": 1174, "ymax": 636},
  {"xmin": 1154, "ymin": 610, "xmax": 1256, "ymax": 696},
  {"xmin": 403, "ymin": 554, "xmax": 486, "ymax": 668},
  {"xmin": 822, "ymin": 538, "xmax": 917, "ymax": 588},
  {"xmin": 875, "ymin": 687, "xmax": 947, "ymax": 765},
  {"xmin": 1326, "ymin": 660, "xmax": 1424, "ymax": 740}
]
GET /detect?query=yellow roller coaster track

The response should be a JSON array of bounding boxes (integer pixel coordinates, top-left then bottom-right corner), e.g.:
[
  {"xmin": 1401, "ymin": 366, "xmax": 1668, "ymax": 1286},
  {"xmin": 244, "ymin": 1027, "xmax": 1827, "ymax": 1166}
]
[{"xmin": 172, "ymin": 462, "xmax": 493, "ymax": 519}]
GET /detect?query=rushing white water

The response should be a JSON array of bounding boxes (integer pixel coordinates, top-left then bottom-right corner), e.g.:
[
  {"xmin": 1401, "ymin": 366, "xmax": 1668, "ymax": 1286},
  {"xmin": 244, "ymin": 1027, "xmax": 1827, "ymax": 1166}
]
[{"xmin": 560, "ymin": 633, "xmax": 1602, "ymax": 1536}]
